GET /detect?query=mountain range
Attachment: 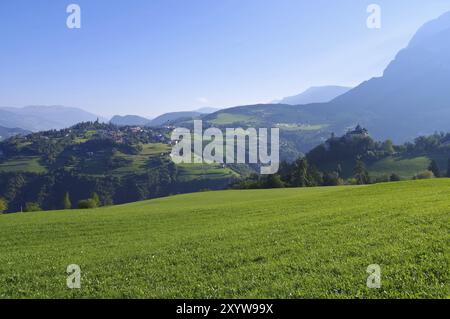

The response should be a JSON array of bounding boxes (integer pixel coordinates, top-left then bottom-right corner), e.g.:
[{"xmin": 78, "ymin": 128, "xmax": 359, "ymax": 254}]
[
  {"xmin": 200, "ymin": 11, "xmax": 450, "ymax": 145},
  {"xmin": 322, "ymin": 10, "xmax": 450, "ymax": 142},
  {"xmin": 109, "ymin": 115, "xmax": 151, "ymax": 127},
  {"xmin": 110, "ymin": 107, "xmax": 220, "ymax": 127},
  {"xmin": 274, "ymin": 86, "xmax": 352, "ymax": 105},
  {"xmin": 0, "ymin": 106, "xmax": 104, "ymax": 133},
  {"xmin": 2, "ymin": 11, "xmax": 450, "ymax": 150},
  {"xmin": 0, "ymin": 126, "xmax": 30, "ymax": 141}
]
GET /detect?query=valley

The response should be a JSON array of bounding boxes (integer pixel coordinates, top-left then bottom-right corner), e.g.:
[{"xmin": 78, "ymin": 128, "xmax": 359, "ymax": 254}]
[{"xmin": 1, "ymin": 3, "xmax": 450, "ymax": 302}]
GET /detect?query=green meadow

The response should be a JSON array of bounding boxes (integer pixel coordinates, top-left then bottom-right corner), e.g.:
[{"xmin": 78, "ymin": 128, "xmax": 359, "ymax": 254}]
[
  {"xmin": 0, "ymin": 156, "xmax": 47, "ymax": 173},
  {"xmin": 368, "ymin": 155, "xmax": 431, "ymax": 179},
  {"xmin": 110, "ymin": 143, "xmax": 170, "ymax": 176},
  {"xmin": 0, "ymin": 179, "xmax": 448, "ymax": 298},
  {"xmin": 209, "ymin": 113, "xmax": 255, "ymax": 125}
]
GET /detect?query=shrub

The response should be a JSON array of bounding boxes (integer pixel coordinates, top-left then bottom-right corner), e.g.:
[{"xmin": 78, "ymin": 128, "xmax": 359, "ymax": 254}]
[
  {"xmin": 103, "ymin": 197, "xmax": 114, "ymax": 206},
  {"xmin": 91, "ymin": 193, "xmax": 101, "ymax": 207},
  {"xmin": 77, "ymin": 199, "xmax": 98, "ymax": 209},
  {"xmin": 264, "ymin": 174, "xmax": 285, "ymax": 188},
  {"xmin": 322, "ymin": 172, "xmax": 344, "ymax": 186},
  {"xmin": 24, "ymin": 202, "xmax": 42, "ymax": 212},
  {"xmin": 413, "ymin": 170, "xmax": 434, "ymax": 180},
  {"xmin": 0, "ymin": 198, "xmax": 7, "ymax": 213},
  {"xmin": 374, "ymin": 175, "xmax": 390, "ymax": 183},
  {"xmin": 346, "ymin": 178, "xmax": 358, "ymax": 185},
  {"xmin": 390, "ymin": 173, "xmax": 401, "ymax": 182}
]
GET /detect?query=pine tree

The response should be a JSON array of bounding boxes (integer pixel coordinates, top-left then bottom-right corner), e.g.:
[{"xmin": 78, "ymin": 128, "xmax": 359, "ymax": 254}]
[
  {"xmin": 336, "ymin": 164, "xmax": 342, "ymax": 177},
  {"xmin": 292, "ymin": 158, "xmax": 310, "ymax": 187},
  {"xmin": 354, "ymin": 160, "xmax": 370, "ymax": 185},
  {"xmin": 428, "ymin": 160, "xmax": 440, "ymax": 177},
  {"xmin": 63, "ymin": 192, "xmax": 72, "ymax": 209},
  {"xmin": 24, "ymin": 202, "xmax": 42, "ymax": 212}
]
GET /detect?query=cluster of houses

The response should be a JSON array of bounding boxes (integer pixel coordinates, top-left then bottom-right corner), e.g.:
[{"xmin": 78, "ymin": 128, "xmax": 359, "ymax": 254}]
[
  {"xmin": 90, "ymin": 126, "xmax": 167, "ymax": 145},
  {"xmin": 95, "ymin": 129, "xmax": 125, "ymax": 143}
]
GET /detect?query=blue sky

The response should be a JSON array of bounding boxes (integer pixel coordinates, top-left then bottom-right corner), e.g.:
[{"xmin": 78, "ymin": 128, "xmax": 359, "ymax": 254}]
[{"xmin": 1, "ymin": 0, "xmax": 450, "ymax": 118}]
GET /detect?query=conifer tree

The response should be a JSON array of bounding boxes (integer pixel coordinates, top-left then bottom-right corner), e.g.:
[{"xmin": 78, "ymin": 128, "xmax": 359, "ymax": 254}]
[
  {"xmin": 63, "ymin": 192, "xmax": 72, "ymax": 209},
  {"xmin": 428, "ymin": 160, "xmax": 440, "ymax": 177},
  {"xmin": 354, "ymin": 160, "xmax": 370, "ymax": 185}
]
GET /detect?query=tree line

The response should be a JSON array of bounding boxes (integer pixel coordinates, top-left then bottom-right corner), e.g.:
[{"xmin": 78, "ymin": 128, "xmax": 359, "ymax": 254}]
[{"xmin": 232, "ymin": 127, "xmax": 450, "ymax": 190}]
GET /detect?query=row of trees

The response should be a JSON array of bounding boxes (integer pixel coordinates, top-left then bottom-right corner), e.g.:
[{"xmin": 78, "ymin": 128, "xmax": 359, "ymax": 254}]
[
  {"xmin": 234, "ymin": 156, "xmax": 450, "ymax": 191},
  {"xmin": 0, "ymin": 192, "xmax": 103, "ymax": 214},
  {"xmin": 233, "ymin": 159, "xmax": 381, "ymax": 190}
]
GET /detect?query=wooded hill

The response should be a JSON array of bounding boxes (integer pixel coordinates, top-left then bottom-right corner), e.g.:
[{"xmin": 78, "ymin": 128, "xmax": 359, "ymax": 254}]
[
  {"xmin": 0, "ymin": 121, "xmax": 242, "ymax": 213},
  {"xmin": 233, "ymin": 126, "xmax": 450, "ymax": 189}
]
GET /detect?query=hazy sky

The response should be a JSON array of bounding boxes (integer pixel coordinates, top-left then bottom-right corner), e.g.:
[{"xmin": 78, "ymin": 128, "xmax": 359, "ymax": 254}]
[{"xmin": 1, "ymin": 0, "xmax": 450, "ymax": 118}]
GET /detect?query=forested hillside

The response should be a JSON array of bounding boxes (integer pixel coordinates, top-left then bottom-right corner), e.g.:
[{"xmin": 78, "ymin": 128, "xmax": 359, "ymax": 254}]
[
  {"xmin": 234, "ymin": 126, "xmax": 450, "ymax": 189},
  {"xmin": 0, "ymin": 121, "xmax": 242, "ymax": 213}
]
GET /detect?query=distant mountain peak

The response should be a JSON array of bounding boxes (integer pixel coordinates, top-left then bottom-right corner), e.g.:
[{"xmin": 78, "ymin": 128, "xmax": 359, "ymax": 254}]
[
  {"xmin": 148, "ymin": 111, "xmax": 202, "ymax": 127},
  {"xmin": 195, "ymin": 107, "xmax": 220, "ymax": 114},
  {"xmin": 0, "ymin": 126, "xmax": 31, "ymax": 141},
  {"xmin": 276, "ymin": 85, "xmax": 352, "ymax": 105},
  {"xmin": 329, "ymin": 10, "xmax": 450, "ymax": 142},
  {"xmin": 0, "ymin": 105, "xmax": 105, "ymax": 132},
  {"xmin": 110, "ymin": 115, "xmax": 151, "ymax": 126},
  {"xmin": 408, "ymin": 11, "xmax": 450, "ymax": 48}
]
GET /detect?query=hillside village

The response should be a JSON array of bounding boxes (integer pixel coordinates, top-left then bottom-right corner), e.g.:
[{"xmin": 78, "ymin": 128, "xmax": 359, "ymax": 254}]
[{"xmin": 0, "ymin": 121, "xmax": 241, "ymax": 213}]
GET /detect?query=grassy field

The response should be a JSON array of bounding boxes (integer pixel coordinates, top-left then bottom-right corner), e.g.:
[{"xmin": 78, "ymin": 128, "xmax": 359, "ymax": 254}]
[
  {"xmin": 0, "ymin": 179, "xmax": 448, "ymax": 298},
  {"xmin": 368, "ymin": 156, "xmax": 431, "ymax": 179},
  {"xmin": 209, "ymin": 113, "xmax": 254, "ymax": 125},
  {"xmin": 176, "ymin": 163, "xmax": 239, "ymax": 182},
  {"xmin": 111, "ymin": 143, "xmax": 170, "ymax": 176},
  {"xmin": 318, "ymin": 155, "xmax": 434, "ymax": 180},
  {"xmin": 0, "ymin": 156, "xmax": 47, "ymax": 173},
  {"xmin": 275, "ymin": 123, "xmax": 328, "ymax": 131},
  {"xmin": 0, "ymin": 142, "xmax": 237, "ymax": 182}
]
